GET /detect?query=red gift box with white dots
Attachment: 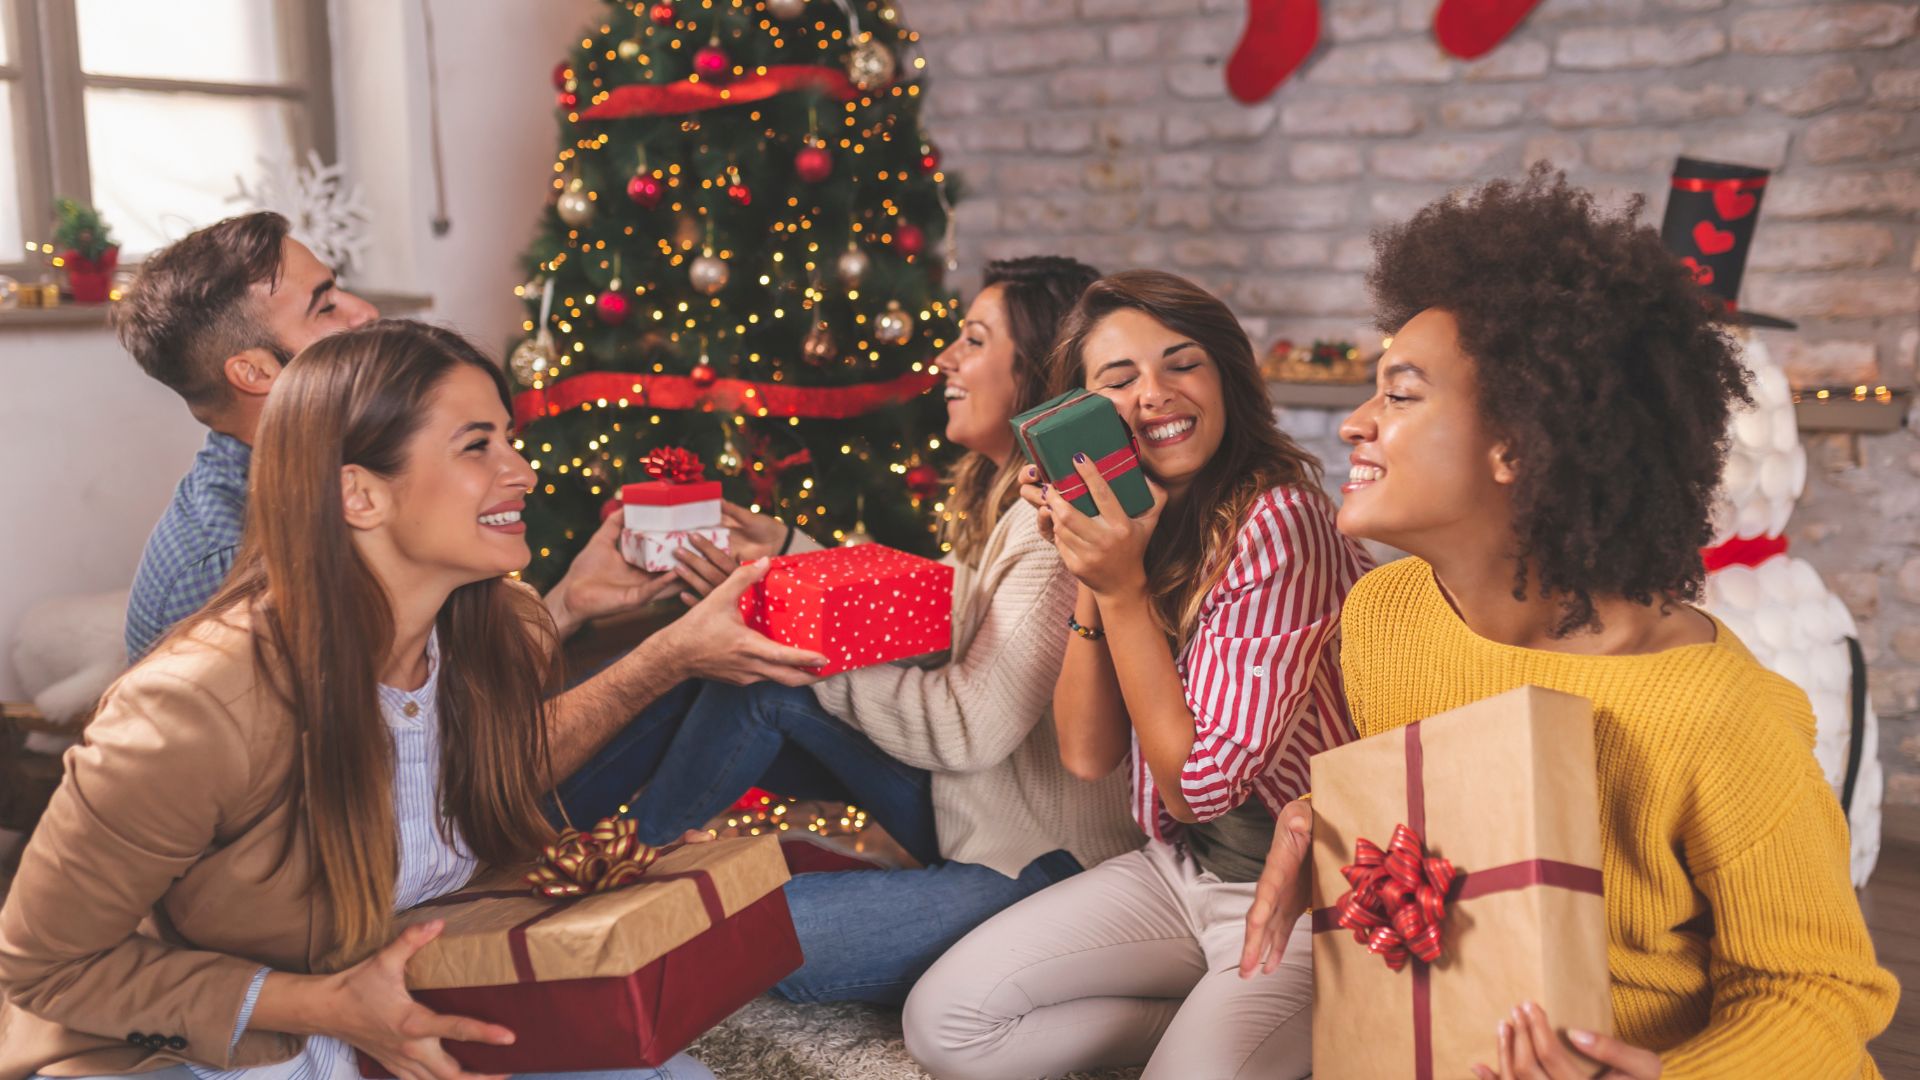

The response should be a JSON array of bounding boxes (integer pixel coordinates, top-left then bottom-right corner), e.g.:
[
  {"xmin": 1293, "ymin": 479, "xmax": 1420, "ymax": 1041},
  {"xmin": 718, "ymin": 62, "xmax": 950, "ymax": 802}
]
[{"xmin": 737, "ymin": 545, "xmax": 953, "ymax": 676}]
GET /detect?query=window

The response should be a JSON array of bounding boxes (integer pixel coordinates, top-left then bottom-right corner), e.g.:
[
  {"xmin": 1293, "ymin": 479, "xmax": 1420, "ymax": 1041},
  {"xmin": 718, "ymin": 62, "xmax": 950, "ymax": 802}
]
[{"xmin": 2, "ymin": 0, "xmax": 334, "ymax": 271}]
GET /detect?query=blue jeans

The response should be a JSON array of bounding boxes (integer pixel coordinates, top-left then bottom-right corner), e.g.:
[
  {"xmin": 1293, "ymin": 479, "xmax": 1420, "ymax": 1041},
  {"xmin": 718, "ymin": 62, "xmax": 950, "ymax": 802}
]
[
  {"xmin": 554, "ymin": 680, "xmax": 941, "ymax": 866},
  {"xmin": 775, "ymin": 849, "xmax": 1082, "ymax": 1006}
]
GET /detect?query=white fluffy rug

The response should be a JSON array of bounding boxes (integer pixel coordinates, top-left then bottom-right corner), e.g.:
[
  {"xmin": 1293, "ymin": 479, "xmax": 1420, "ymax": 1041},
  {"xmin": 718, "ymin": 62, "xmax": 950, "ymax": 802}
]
[{"xmin": 689, "ymin": 996, "xmax": 1144, "ymax": 1080}]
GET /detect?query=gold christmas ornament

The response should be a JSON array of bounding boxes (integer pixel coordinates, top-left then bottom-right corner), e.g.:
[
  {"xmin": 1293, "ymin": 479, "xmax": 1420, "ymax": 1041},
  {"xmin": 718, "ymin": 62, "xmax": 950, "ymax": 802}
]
[
  {"xmin": 557, "ymin": 186, "xmax": 596, "ymax": 227},
  {"xmin": 836, "ymin": 246, "xmax": 870, "ymax": 286},
  {"xmin": 509, "ymin": 331, "xmax": 559, "ymax": 386},
  {"xmin": 801, "ymin": 319, "xmax": 837, "ymax": 365},
  {"xmin": 842, "ymin": 493, "xmax": 875, "ymax": 546},
  {"xmin": 689, "ymin": 252, "xmax": 730, "ymax": 295},
  {"xmin": 873, "ymin": 301, "xmax": 914, "ymax": 346},
  {"xmin": 843, "ymin": 36, "xmax": 896, "ymax": 91},
  {"xmin": 717, "ymin": 428, "xmax": 746, "ymax": 476},
  {"xmin": 767, "ymin": 0, "xmax": 807, "ymax": 18}
]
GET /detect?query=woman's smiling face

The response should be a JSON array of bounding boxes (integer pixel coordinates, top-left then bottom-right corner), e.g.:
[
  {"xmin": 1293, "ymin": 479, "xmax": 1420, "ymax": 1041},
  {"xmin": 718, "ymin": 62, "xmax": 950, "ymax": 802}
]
[
  {"xmin": 1081, "ymin": 307, "xmax": 1225, "ymax": 495},
  {"xmin": 1335, "ymin": 307, "xmax": 1514, "ymax": 554}
]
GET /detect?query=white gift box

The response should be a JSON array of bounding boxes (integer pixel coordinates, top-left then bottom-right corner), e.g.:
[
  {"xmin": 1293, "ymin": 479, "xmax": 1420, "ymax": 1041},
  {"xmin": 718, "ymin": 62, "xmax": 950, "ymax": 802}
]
[{"xmin": 621, "ymin": 527, "xmax": 731, "ymax": 573}]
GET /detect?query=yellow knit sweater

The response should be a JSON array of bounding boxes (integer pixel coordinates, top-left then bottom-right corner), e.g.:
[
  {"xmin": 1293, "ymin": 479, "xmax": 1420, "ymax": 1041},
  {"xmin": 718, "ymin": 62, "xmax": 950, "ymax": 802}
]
[{"xmin": 1341, "ymin": 558, "xmax": 1897, "ymax": 1079}]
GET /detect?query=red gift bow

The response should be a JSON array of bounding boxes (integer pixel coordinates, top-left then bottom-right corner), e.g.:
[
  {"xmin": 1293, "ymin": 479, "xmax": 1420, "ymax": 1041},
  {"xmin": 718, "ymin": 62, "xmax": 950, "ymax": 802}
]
[
  {"xmin": 643, "ymin": 447, "xmax": 706, "ymax": 484},
  {"xmin": 524, "ymin": 816, "xmax": 662, "ymax": 898},
  {"xmin": 1334, "ymin": 823, "xmax": 1457, "ymax": 971}
]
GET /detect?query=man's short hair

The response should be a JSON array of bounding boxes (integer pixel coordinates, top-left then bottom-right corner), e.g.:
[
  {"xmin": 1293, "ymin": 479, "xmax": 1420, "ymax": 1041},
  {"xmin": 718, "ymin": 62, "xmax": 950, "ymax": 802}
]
[{"xmin": 112, "ymin": 212, "xmax": 292, "ymax": 420}]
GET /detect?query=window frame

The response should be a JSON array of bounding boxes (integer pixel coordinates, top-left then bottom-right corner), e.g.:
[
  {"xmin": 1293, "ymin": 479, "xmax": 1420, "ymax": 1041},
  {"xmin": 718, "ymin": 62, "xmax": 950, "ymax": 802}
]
[{"xmin": 3, "ymin": 0, "xmax": 337, "ymax": 276}]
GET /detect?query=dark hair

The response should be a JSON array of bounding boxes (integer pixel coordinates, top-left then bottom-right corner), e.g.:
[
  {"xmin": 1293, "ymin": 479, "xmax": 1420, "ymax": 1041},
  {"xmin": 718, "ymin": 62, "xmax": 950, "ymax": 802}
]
[
  {"xmin": 945, "ymin": 255, "xmax": 1102, "ymax": 563},
  {"xmin": 112, "ymin": 211, "xmax": 291, "ymax": 422},
  {"xmin": 1368, "ymin": 165, "xmax": 1750, "ymax": 636},
  {"xmin": 163, "ymin": 319, "xmax": 559, "ymax": 967},
  {"xmin": 1048, "ymin": 270, "xmax": 1324, "ymax": 639}
]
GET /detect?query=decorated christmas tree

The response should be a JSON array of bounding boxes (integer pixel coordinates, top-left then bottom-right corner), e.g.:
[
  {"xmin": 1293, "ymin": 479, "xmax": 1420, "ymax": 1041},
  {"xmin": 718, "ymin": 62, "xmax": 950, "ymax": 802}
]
[{"xmin": 510, "ymin": 0, "xmax": 960, "ymax": 590}]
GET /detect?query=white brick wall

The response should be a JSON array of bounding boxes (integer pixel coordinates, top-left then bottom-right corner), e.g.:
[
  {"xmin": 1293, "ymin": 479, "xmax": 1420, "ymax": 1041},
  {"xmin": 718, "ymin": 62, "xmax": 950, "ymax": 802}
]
[{"xmin": 910, "ymin": 0, "xmax": 1920, "ymax": 801}]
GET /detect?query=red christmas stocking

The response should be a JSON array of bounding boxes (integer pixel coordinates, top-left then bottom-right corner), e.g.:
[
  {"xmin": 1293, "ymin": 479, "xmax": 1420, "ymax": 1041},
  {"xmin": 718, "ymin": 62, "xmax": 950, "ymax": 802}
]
[
  {"xmin": 1225, "ymin": 0, "xmax": 1321, "ymax": 104},
  {"xmin": 1432, "ymin": 0, "xmax": 1543, "ymax": 59}
]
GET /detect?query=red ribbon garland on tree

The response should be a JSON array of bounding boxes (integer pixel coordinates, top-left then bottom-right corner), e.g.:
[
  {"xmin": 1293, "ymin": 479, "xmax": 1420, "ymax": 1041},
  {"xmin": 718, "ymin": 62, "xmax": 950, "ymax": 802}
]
[
  {"xmin": 1333, "ymin": 823, "xmax": 1457, "ymax": 971},
  {"xmin": 511, "ymin": 369, "xmax": 938, "ymax": 431},
  {"xmin": 580, "ymin": 65, "xmax": 860, "ymax": 120},
  {"xmin": 643, "ymin": 446, "xmax": 706, "ymax": 484}
]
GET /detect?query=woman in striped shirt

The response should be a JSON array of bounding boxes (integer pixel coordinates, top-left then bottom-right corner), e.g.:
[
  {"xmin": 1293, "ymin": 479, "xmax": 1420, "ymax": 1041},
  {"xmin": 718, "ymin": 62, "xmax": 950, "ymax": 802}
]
[{"xmin": 904, "ymin": 271, "xmax": 1371, "ymax": 1080}]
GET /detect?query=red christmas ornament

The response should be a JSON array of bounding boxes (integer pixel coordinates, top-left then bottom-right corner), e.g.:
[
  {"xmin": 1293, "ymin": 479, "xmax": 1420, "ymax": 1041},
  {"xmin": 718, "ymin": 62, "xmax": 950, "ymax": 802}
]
[
  {"xmin": 920, "ymin": 148, "xmax": 941, "ymax": 173},
  {"xmin": 693, "ymin": 45, "xmax": 730, "ymax": 78},
  {"xmin": 905, "ymin": 464, "xmax": 943, "ymax": 500},
  {"xmin": 558, "ymin": 91, "xmax": 579, "ymax": 110},
  {"xmin": 690, "ymin": 363, "xmax": 718, "ymax": 388},
  {"xmin": 649, "ymin": 2, "xmax": 676, "ymax": 25},
  {"xmin": 626, "ymin": 173, "xmax": 664, "ymax": 208},
  {"xmin": 596, "ymin": 290, "xmax": 631, "ymax": 325},
  {"xmin": 795, "ymin": 145, "xmax": 833, "ymax": 183},
  {"xmin": 552, "ymin": 60, "xmax": 572, "ymax": 89},
  {"xmin": 726, "ymin": 182, "xmax": 752, "ymax": 206},
  {"xmin": 893, "ymin": 222, "xmax": 926, "ymax": 257}
]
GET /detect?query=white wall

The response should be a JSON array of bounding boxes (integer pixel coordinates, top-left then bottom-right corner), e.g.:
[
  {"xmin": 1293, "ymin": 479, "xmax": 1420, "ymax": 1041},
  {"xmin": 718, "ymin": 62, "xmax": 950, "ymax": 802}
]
[{"xmin": 0, "ymin": 0, "xmax": 600, "ymax": 697}]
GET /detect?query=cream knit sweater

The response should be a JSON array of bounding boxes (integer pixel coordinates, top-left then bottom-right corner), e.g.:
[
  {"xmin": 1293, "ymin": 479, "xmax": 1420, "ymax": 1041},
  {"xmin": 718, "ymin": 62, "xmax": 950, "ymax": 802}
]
[{"xmin": 807, "ymin": 505, "xmax": 1140, "ymax": 877}]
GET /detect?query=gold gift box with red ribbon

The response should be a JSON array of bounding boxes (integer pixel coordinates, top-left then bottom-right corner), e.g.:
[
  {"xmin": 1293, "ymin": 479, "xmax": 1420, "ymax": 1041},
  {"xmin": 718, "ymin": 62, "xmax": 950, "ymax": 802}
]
[
  {"xmin": 357, "ymin": 832, "xmax": 800, "ymax": 1077},
  {"xmin": 1309, "ymin": 686, "xmax": 1613, "ymax": 1079}
]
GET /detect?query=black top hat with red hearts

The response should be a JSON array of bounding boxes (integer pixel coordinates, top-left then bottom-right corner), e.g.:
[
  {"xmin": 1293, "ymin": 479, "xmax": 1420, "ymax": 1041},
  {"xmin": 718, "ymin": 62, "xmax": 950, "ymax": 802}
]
[{"xmin": 1658, "ymin": 157, "xmax": 1795, "ymax": 331}]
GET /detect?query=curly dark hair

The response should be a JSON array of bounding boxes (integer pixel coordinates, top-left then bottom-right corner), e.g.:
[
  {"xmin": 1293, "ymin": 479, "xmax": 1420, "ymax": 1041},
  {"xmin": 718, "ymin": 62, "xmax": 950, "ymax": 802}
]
[{"xmin": 1367, "ymin": 165, "xmax": 1751, "ymax": 636}]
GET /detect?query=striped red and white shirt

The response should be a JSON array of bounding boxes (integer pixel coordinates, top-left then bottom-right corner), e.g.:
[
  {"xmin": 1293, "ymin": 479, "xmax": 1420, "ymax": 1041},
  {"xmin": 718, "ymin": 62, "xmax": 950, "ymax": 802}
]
[{"xmin": 1133, "ymin": 485, "xmax": 1373, "ymax": 841}]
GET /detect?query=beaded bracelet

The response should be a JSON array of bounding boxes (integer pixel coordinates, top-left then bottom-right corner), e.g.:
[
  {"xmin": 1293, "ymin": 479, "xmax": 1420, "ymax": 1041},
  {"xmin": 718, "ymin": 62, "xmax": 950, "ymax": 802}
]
[{"xmin": 1067, "ymin": 615, "xmax": 1106, "ymax": 641}]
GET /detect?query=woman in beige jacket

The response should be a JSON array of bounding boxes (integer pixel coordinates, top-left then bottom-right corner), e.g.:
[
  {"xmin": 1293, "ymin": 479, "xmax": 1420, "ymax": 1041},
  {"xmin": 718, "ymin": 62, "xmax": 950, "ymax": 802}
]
[
  {"xmin": 0, "ymin": 322, "xmax": 718, "ymax": 1080},
  {"xmin": 558, "ymin": 257, "xmax": 1142, "ymax": 1007}
]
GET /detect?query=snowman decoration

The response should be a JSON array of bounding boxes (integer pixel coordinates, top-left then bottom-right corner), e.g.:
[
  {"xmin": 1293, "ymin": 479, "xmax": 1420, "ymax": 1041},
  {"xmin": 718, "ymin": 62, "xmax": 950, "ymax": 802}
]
[{"xmin": 1662, "ymin": 158, "xmax": 1881, "ymax": 885}]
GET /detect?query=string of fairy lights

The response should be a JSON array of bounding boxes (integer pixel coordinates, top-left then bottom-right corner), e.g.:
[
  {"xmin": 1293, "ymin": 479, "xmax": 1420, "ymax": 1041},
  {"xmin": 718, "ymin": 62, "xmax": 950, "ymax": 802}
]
[{"xmin": 507, "ymin": 0, "xmax": 964, "ymax": 575}]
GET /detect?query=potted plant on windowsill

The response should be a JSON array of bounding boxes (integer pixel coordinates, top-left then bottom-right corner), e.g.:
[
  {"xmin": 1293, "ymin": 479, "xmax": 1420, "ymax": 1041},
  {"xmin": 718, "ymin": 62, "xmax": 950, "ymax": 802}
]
[{"xmin": 52, "ymin": 198, "xmax": 118, "ymax": 304}]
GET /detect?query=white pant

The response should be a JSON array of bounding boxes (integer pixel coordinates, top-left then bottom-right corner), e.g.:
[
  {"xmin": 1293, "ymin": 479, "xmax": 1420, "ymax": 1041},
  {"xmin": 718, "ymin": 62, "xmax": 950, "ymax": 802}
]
[{"xmin": 904, "ymin": 841, "xmax": 1314, "ymax": 1080}]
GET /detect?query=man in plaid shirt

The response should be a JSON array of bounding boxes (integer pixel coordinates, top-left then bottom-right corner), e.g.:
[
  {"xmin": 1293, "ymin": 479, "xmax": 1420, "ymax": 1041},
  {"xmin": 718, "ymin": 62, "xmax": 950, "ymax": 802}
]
[{"xmin": 116, "ymin": 213, "xmax": 825, "ymax": 794}]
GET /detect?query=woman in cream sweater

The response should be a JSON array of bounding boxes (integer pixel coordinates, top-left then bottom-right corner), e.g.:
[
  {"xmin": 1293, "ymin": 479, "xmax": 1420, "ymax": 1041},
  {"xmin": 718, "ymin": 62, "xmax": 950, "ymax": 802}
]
[
  {"xmin": 1239, "ymin": 169, "xmax": 1896, "ymax": 1080},
  {"xmin": 558, "ymin": 256, "xmax": 1141, "ymax": 1006}
]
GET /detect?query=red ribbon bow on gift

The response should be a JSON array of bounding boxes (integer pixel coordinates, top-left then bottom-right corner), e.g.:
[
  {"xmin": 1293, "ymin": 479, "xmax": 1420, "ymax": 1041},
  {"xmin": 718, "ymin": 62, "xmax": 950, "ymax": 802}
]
[
  {"xmin": 524, "ymin": 816, "xmax": 662, "ymax": 898},
  {"xmin": 1333, "ymin": 823, "xmax": 1457, "ymax": 971},
  {"xmin": 643, "ymin": 447, "xmax": 706, "ymax": 484}
]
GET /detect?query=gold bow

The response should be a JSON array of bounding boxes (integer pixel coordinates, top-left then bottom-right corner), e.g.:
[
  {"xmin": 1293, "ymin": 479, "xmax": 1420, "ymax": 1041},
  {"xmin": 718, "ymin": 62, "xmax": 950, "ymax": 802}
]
[{"xmin": 525, "ymin": 816, "xmax": 661, "ymax": 898}]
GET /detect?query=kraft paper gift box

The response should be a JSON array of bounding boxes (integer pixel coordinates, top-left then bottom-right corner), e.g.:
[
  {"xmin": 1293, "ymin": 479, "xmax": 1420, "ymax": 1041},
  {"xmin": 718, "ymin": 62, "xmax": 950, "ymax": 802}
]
[
  {"xmin": 620, "ymin": 478, "xmax": 729, "ymax": 572},
  {"xmin": 1309, "ymin": 686, "xmax": 1613, "ymax": 1080},
  {"xmin": 736, "ymin": 544, "xmax": 953, "ymax": 677},
  {"xmin": 356, "ymin": 835, "xmax": 800, "ymax": 1077},
  {"xmin": 1009, "ymin": 389, "xmax": 1154, "ymax": 518}
]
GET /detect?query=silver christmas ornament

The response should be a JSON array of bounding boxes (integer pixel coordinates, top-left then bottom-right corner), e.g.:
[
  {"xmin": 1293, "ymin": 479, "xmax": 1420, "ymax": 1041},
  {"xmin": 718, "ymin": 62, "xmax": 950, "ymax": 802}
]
[
  {"xmin": 873, "ymin": 301, "xmax": 913, "ymax": 346},
  {"xmin": 690, "ymin": 252, "xmax": 730, "ymax": 295},
  {"xmin": 509, "ymin": 331, "xmax": 559, "ymax": 386},
  {"xmin": 557, "ymin": 187, "xmax": 596, "ymax": 227},
  {"xmin": 836, "ymin": 246, "xmax": 870, "ymax": 286},
  {"xmin": 767, "ymin": 0, "xmax": 807, "ymax": 18},
  {"xmin": 843, "ymin": 37, "xmax": 896, "ymax": 91}
]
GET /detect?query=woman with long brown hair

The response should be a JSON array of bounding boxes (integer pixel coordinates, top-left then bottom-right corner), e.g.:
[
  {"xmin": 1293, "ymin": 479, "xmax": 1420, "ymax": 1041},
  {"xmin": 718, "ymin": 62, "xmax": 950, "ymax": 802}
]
[
  {"xmin": 903, "ymin": 271, "xmax": 1371, "ymax": 1080},
  {"xmin": 556, "ymin": 256, "xmax": 1141, "ymax": 1008},
  {"xmin": 0, "ymin": 321, "xmax": 712, "ymax": 1080}
]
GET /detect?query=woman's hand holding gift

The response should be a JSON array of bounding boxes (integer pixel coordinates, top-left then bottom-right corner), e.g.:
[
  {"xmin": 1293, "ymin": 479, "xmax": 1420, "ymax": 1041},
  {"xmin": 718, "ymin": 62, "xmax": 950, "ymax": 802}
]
[
  {"xmin": 1239, "ymin": 797, "xmax": 1314, "ymax": 979},
  {"xmin": 255, "ymin": 920, "xmax": 514, "ymax": 1080},
  {"xmin": 1471, "ymin": 1001, "xmax": 1662, "ymax": 1080},
  {"xmin": 1038, "ymin": 453, "xmax": 1165, "ymax": 599},
  {"xmin": 721, "ymin": 501, "xmax": 789, "ymax": 561}
]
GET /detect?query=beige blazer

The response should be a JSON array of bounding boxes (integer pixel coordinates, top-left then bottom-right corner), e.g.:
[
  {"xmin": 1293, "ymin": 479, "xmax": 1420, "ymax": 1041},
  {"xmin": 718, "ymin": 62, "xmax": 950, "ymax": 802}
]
[{"xmin": 0, "ymin": 609, "xmax": 347, "ymax": 1079}]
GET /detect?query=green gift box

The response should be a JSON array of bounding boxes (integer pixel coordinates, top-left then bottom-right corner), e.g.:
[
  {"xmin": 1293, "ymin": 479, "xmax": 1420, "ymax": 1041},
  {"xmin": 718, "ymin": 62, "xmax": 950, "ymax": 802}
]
[{"xmin": 1010, "ymin": 389, "xmax": 1154, "ymax": 518}]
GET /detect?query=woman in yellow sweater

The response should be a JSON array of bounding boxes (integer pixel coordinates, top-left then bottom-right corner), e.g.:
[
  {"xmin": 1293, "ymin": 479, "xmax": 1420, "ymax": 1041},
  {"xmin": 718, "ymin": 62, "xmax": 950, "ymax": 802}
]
[{"xmin": 1238, "ymin": 167, "xmax": 1897, "ymax": 1079}]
